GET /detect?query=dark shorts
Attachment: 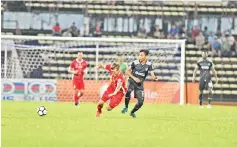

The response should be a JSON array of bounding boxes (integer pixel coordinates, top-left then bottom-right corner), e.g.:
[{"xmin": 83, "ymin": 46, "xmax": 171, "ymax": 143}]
[
  {"xmin": 199, "ymin": 78, "xmax": 213, "ymax": 91},
  {"xmin": 127, "ymin": 78, "xmax": 144, "ymax": 100}
]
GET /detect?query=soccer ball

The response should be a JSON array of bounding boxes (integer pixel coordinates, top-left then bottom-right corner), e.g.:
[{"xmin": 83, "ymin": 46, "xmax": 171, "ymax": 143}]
[{"xmin": 37, "ymin": 106, "xmax": 47, "ymax": 116}]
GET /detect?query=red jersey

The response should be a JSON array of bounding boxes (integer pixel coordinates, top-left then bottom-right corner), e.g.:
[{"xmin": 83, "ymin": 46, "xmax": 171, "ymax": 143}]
[
  {"xmin": 105, "ymin": 64, "xmax": 126, "ymax": 93},
  {"xmin": 70, "ymin": 59, "xmax": 87, "ymax": 80}
]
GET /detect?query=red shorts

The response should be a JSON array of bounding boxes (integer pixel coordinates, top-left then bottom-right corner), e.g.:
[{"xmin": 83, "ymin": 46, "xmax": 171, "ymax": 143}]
[
  {"xmin": 101, "ymin": 90, "xmax": 124, "ymax": 108},
  {"xmin": 73, "ymin": 79, "xmax": 84, "ymax": 90}
]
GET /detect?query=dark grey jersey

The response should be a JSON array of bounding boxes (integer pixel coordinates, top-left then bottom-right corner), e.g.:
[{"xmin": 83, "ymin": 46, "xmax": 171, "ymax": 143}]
[
  {"xmin": 197, "ymin": 58, "xmax": 213, "ymax": 81},
  {"xmin": 130, "ymin": 60, "xmax": 153, "ymax": 82}
]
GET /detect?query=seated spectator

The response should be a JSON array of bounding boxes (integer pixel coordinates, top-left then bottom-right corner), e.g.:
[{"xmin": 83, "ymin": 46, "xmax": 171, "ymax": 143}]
[
  {"xmin": 203, "ymin": 26, "xmax": 210, "ymax": 40},
  {"xmin": 179, "ymin": 26, "xmax": 187, "ymax": 39},
  {"xmin": 62, "ymin": 29, "xmax": 72, "ymax": 37},
  {"xmin": 208, "ymin": 31, "xmax": 217, "ymax": 45},
  {"xmin": 70, "ymin": 22, "xmax": 79, "ymax": 37},
  {"xmin": 203, "ymin": 38, "xmax": 211, "ymax": 51},
  {"xmin": 94, "ymin": 23, "xmax": 101, "ymax": 37},
  {"xmin": 211, "ymin": 37, "xmax": 222, "ymax": 57},
  {"xmin": 168, "ymin": 25, "xmax": 179, "ymax": 39},
  {"xmin": 227, "ymin": 33, "xmax": 236, "ymax": 56},
  {"xmin": 137, "ymin": 25, "xmax": 147, "ymax": 38},
  {"xmin": 192, "ymin": 25, "xmax": 200, "ymax": 42},
  {"xmin": 153, "ymin": 25, "xmax": 163, "ymax": 39},
  {"xmin": 52, "ymin": 22, "xmax": 62, "ymax": 36},
  {"xmin": 220, "ymin": 33, "xmax": 230, "ymax": 56},
  {"xmin": 195, "ymin": 32, "xmax": 205, "ymax": 50}
]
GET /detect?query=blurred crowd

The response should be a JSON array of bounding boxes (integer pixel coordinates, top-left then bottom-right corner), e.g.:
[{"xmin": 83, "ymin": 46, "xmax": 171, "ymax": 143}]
[{"xmin": 51, "ymin": 21, "xmax": 237, "ymax": 57}]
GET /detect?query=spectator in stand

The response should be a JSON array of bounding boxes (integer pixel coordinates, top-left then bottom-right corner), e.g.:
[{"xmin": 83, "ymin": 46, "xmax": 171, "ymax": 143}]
[
  {"xmin": 220, "ymin": 33, "xmax": 230, "ymax": 56},
  {"xmin": 153, "ymin": 25, "xmax": 163, "ymax": 39},
  {"xmin": 137, "ymin": 25, "xmax": 147, "ymax": 38},
  {"xmin": 192, "ymin": 25, "xmax": 200, "ymax": 42},
  {"xmin": 168, "ymin": 25, "xmax": 179, "ymax": 39},
  {"xmin": 203, "ymin": 38, "xmax": 211, "ymax": 51},
  {"xmin": 52, "ymin": 22, "xmax": 62, "ymax": 36},
  {"xmin": 208, "ymin": 31, "xmax": 217, "ymax": 45},
  {"xmin": 179, "ymin": 25, "xmax": 187, "ymax": 39},
  {"xmin": 70, "ymin": 22, "xmax": 79, "ymax": 37},
  {"xmin": 203, "ymin": 26, "xmax": 210, "ymax": 40},
  {"xmin": 195, "ymin": 32, "xmax": 205, "ymax": 50},
  {"xmin": 62, "ymin": 29, "xmax": 72, "ymax": 37},
  {"xmin": 94, "ymin": 23, "xmax": 101, "ymax": 37},
  {"xmin": 211, "ymin": 37, "xmax": 222, "ymax": 57},
  {"xmin": 227, "ymin": 32, "xmax": 236, "ymax": 56}
]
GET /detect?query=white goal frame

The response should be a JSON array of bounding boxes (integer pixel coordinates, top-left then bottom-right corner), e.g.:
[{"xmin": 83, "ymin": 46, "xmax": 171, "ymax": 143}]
[{"xmin": 1, "ymin": 35, "xmax": 186, "ymax": 104}]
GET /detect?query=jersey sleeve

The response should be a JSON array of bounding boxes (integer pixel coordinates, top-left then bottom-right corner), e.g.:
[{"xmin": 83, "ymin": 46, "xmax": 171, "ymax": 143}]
[
  {"xmin": 129, "ymin": 61, "xmax": 135, "ymax": 70},
  {"xmin": 209, "ymin": 60, "xmax": 215, "ymax": 69},
  {"xmin": 105, "ymin": 64, "xmax": 112, "ymax": 72},
  {"xmin": 196, "ymin": 59, "xmax": 201, "ymax": 69},
  {"xmin": 148, "ymin": 63, "xmax": 153, "ymax": 71},
  {"xmin": 83, "ymin": 61, "xmax": 88, "ymax": 69}
]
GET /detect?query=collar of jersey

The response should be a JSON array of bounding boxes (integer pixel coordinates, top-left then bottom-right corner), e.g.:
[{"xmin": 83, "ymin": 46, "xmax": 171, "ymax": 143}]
[{"xmin": 76, "ymin": 59, "xmax": 83, "ymax": 63}]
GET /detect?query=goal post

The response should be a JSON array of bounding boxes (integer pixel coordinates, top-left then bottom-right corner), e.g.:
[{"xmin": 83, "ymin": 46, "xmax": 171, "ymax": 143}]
[{"xmin": 1, "ymin": 35, "xmax": 186, "ymax": 104}]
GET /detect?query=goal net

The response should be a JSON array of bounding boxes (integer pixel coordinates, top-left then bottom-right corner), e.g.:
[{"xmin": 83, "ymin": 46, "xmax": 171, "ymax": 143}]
[{"xmin": 1, "ymin": 35, "xmax": 185, "ymax": 104}]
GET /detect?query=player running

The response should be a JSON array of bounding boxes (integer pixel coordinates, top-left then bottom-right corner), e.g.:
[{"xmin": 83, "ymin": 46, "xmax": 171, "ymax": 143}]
[
  {"xmin": 121, "ymin": 49, "xmax": 158, "ymax": 118},
  {"xmin": 96, "ymin": 63, "xmax": 127, "ymax": 117},
  {"xmin": 68, "ymin": 52, "xmax": 88, "ymax": 106},
  {"xmin": 192, "ymin": 50, "xmax": 218, "ymax": 108}
]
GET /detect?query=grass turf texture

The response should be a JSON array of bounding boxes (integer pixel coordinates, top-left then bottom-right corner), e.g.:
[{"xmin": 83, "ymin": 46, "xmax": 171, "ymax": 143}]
[{"xmin": 2, "ymin": 101, "xmax": 237, "ymax": 147}]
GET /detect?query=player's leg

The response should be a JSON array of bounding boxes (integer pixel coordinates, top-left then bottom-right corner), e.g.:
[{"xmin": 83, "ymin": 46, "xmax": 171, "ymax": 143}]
[
  {"xmin": 96, "ymin": 90, "xmax": 110, "ymax": 117},
  {"xmin": 96, "ymin": 99, "xmax": 105, "ymax": 117},
  {"xmin": 121, "ymin": 79, "xmax": 134, "ymax": 113},
  {"xmin": 77, "ymin": 80, "xmax": 85, "ymax": 104},
  {"xmin": 198, "ymin": 90, "xmax": 204, "ymax": 108},
  {"xmin": 107, "ymin": 92, "xmax": 124, "ymax": 111},
  {"xmin": 207, "ymin": 81, "xmax": 213, "ymax": 108},
  {"xmin": 73, "ymin": 80, "xmax": 80, "ymax": 106},
  {"xmin": 73, "ymin": 89, "xmax": 80, "ymax": 106},
  {"xmin": 130, "ymin": 88, "xmax": 144, "ymax": 118},
  {"xmin": 199, "ymin": 79, "xmax": 205, "ymax": 108}
]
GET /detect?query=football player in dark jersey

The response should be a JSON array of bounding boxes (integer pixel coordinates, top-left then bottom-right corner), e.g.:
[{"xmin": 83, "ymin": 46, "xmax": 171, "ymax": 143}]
[
  {"xmin": 192, "ymin": 50, "xmax": 218, "ymax": 108},
  {"xmin": 121, "ymin": 49, "xmax": 158, "ymax": 118}
]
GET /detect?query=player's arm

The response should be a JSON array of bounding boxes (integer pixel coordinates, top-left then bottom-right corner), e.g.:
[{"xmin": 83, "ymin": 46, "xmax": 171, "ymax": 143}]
[
  {"xmin": 211, "ymin": 63, "xmax": 218, "ymax": 84},
  {"xmin": 126, "ymin": 68, "xmax": 141, "ymax": 83},
  {"xmin": 83, "ymin": 62, "xmax": 88, "ymax": 75},
  {"xmin": 68, "ymin": 63, "xmax": 78, "ymax": 74},
  {"xmin": 149, "ymin": 64, "xmax": 158, "ymax": 80},
  {"xmin": 192, "ymin": 64, "xmax": 199, "ymax": 82},
  {"xmin": 97, "ymin": 63, "xmax": 106, "ymax": 69},
  {"xmin": 108, "ymin": 81, "xmax": 123, "ymax": 97},
  {"xmin": 125, "ymin": 62, "xmax": 141, "ymax": 83},
  {"xmin": 150, "ymin": 71, "xmax": 158, "ymax": 81}
]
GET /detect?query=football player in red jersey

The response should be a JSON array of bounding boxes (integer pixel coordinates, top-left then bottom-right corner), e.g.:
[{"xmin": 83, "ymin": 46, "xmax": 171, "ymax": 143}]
[
  {"xmin": 96, "ymin": 63, "xmax": 127, "ymax": 117},
  {"xmin": 68, "ymin": 52, "xmax": 88, "ymax": 106}
]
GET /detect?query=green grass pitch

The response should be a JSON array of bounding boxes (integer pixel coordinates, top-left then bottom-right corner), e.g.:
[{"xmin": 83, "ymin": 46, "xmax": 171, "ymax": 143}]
[{"xmin": 2, "ymin": 101, "xmax": 237, "ymax": 147}]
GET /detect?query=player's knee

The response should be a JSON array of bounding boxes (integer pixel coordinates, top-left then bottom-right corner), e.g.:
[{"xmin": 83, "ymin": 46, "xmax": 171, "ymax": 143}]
[
  {"xmin": 74, "ymin": 90, "xmax": 79, "ymax": 94},
  {"xmin": 80, "ymin": 91, "xmax": 84, "ymax": 97},
  {"xmin": 125, "ymin": 91, "xmax": 131, "ymax": 98},
  {"xmin": 98, "ymin": 100, "xmax": 104, "ymax": 105},
  {"xmin": 107, "ymin": 105, "xmax": 113, "ymax": 111},
  {"xmin": 138, "ymin": 99, "xmax": 144, "ymax": 107},
  {"xmin": 209, "ymin": 89, "xmax": 213, "ymax": 94},
  {"xmin": 208, "ymin": 90, "xmax": 213, "ymax": 98}
]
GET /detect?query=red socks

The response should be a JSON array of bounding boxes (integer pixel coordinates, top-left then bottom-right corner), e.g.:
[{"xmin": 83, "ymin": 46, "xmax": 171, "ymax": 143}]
[
  {"xmin": 97, "ymin": 104, "xmax": 103, "ymax": 113},
  {"xmin": 74, "ymin": 94, "xmax": 79, "ymax": 104},
  {"xmin": 74, "ymin": 92, "xmax": 83, "ymax": 104}
]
